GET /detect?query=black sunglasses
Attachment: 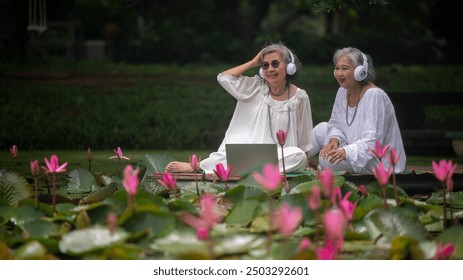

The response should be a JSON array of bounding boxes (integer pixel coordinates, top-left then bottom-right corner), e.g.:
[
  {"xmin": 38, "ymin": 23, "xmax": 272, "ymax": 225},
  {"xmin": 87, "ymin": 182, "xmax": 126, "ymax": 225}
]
[{"xmin": 261, "ymin": 60, "xmax": 281, "ymax": 70}]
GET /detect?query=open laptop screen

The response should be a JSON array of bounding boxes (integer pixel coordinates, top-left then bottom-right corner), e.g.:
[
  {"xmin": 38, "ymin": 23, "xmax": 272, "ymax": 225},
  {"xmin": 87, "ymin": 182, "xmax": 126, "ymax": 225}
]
[{"xmin": 225, "ymin": 143, "xmax": 278, "ymax": 177}]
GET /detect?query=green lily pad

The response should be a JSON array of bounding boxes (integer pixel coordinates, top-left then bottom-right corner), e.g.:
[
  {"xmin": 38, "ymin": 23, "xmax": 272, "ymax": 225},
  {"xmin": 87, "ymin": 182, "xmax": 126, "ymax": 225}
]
[
  {"xmin": 226, "ymin": 198, "xmax": 260, "ymax": 226},
  {"xmin": 364, "ymin": 208, "xmax": 430, "ymax": 245},
  {"xmin": 149, "ymin": 229, "xmax": 209, "ymax": 256},
  {"xmin": 14, "ymin": 240, "xmax": 49, "ymax": 260},
  {"xmin": 59, "ymin": 225, "xmax": 129, "ymax": 255},
  {"xmin": 20, "ymin": 220, "xmax": 60, "ymax": 238}
]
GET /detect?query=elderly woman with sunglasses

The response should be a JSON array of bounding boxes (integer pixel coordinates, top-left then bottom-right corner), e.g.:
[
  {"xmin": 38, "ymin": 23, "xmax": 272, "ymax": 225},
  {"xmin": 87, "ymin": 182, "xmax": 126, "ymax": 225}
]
[{"xmin": 165, "ymin": 42, "xmax": 314, "ymax": 174}]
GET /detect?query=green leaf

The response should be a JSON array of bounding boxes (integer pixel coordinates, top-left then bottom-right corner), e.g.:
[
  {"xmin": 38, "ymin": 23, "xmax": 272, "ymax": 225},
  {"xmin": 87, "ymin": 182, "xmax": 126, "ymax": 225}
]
[
  {"xmin": 85, "ymin": 204, "xmax": 114, "ymax": 225},
  {"xmin": 288, "ymin": 175, "xmax": 315, "ymax": 188},
  {"xmin": 66, "ymin": 168, "xmax": 97, "ymax": 194},
  {"xmin": 224, "ymin": 185, "xmax": 266, "ymax": 204},
  {"xmin": 5, "ymin": 205, "xmax": 45, "ymax": 226},
  {"xmin": 288, "ymin": 180, "xmax": 319, "ymax": 194},
  {"xmin": 20, "ymin": 220, "xmax": 60, "ymax": 238},
  {"xmin": 427, "ymin": 191, "xmax": 463, "ymax": 208},
  {"xmin": 341, "ymin": 180, "xmax": 362, "ymax": 201},
  {"xmin": 180, "ymin": 181, "xmax": 224, "ymax": 199},
  {"xmin": 355, "ymin": 194, "xmax": 385, "ymax": 219},
  {"xmin": 365, "ymin": 181, "xmax": 408, "ymax": 198},
  {"xmin": 0, "ymin": 169, "xmax": 33, "ymax": 206},
  {"xmin": 269, "ymin": 239, "xmax": 302, "ymax": 260},
  {"xmin": 334, "ymin": 175, "xmax": 346, "ymax": 187},
  {"xmin": 121, "ymin": 211, "xmax": 176, "ymax": 238},
  {"xmin": 364, "ymin": 208, "xmax": 430, "ymax": 245},
  {"xmin": 389, "ymin": 236, "xmax": 425, "ymax": 260},
  {"xmin": 139, "ymin": 153, "xmax": 176, "ymax": 174},
  {"xmin": 14, "ymin": 240, "xmax": 49, "ymax": 260},
  {"xmin": 250, "ymin": 215, "xmax": 271, "ymax": 233},
  {"xmin": 82, "ymin": 184, "xmax": 118, "ymax": 204},
  {"xmin": 226, "ymin": 198, "xmax": 260, "ymax": 226}
]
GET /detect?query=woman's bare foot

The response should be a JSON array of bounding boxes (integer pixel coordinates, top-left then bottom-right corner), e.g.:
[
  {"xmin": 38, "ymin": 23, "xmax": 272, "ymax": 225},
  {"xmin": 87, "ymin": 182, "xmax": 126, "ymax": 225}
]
[
  {"xmin": 165, "ymin": 161, "xmax": 194, "ymax": 173},
  {"xmin": 307, "ymin": 159, "xmax": 319, "ymax": 169}
]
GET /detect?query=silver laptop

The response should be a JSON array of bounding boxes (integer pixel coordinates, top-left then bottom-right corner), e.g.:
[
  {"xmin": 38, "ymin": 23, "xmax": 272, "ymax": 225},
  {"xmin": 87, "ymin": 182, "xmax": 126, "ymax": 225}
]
[{"xmin": 225, "ymin": 143, "xmax": 279, "ymax": 177}]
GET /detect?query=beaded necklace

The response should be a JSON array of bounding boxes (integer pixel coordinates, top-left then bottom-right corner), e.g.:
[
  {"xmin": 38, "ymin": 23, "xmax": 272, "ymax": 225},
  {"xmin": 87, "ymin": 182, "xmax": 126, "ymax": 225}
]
[
  {"xmin": 346, "ymin": 92, "xmax": 360, "ymax": 126},
  {"xmin": 268, "ymin": 84, "xmax": 291, "ymax": 143}
]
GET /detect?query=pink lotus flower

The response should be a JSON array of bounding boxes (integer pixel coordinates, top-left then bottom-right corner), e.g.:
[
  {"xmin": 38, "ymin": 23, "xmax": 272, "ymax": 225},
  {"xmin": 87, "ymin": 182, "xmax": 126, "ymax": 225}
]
[
  {"xmin": 323, "ymin": 208, "xmax": 347, "ymax": 241},
  {"xmin": 190, "ymin": 154, "xmax": 201, "ymax": 172},
  {"xmin": 30, "ymin": 160, "xmax": 40, "ymax": 177},
  {"xmin": 190, "ymin": 154, "xmax": 202, "ymax": 197},
  {"xmin": 42, "ymin": 154, "xmax": 68, "ymax": 173},
  {"xmin": 10, "ymin": 145, "xmax": 18, "ymax": 159},
  {"xmin": 196, "ymin": 227, "xmax": 209, "ymax": 240},
  {"xmin": 273, "ymin": 203, "xmax": 303, "ymax": 237},
  {"xmin": 42, "ymin": 154, "xmax": 68, "ymax": 213},
  {"xmin": 298, "ymin": 238, "xmax": 311, "ymax": 252},
  {"xmin": 432, "ymin": 159, "xmax": 458, "ymax": 227},
  {"xmin": 307, "ymin": 185, "xmax": 321, "ymax": 210},
  {"xmin": 123, "ymin": 165, "xmax": 140, "ymax": 196},
  {"xmin": 200, "ymin": 193, "xmax": 224, "ymax": 226},
  {"xmin": 180, "ymin": 193, "xmax": 224, "ymax": 240},
  {"xmin": 316, "ymin": 239, "xmax": 338, "ymax": 260},
  {"xmin": 157, "ymin": 173, "xmax": 177, "ymax": 191},
  {"xmin": 317, "ymin": 168, "xmax": 335, "ymax": 198},
  {"xmin": 432, "ymin": 159, "xmax": 457, "ymax": 184},
  {"xmin": 252, "ymin": 163, "xmax": 281, "ymax": 192},
  {"xmin": 338, "ymin": 192, "xmax": 357, "ymax": 221},
  {"xmin": 432, "ymin": 159, "xmax": 449, "ymax": 182},
  {"xmin": 373, "ymin": 162, "xmax": 392, "ymax": 210},
  {"xmin": 276, "ymin": 130, "xmax": 288, "ymax": 146},
  {"xmin": 123, "ymin": 165, "xmax": 140, "ymax": 212},
  {"xmin": 370, "ymin": 140, "xmax": 390, "ymax": 160},
  {"xmin": 446, "ymin": 161, "xmax": 457, "ymax": 192},
  {"xmin": 388, "ymin": 148, "xmax": 399, "ymax": 166},
  {"xmin": 372, "ymin": 162, "xmax": 392, "ymax": 186},
  {"xmin": 107, "ymin": 212, "xmax": 117, "ymax": 235},
  {"xmin": 109, "ymin": 147, "xmax": 130, "ymax": 160},
  {"xmin": 434, "ymin": 241, "xmax": 455, "ymax": 260},
  {"xmin": 276, "ymin": 130, "xmax": 290, "ymax": 193},
  {"xmin": 87, "ymin": 147, "xmax": 93, "ymax": 161},
  {"xmin": 213, "ymin": 163, "xmax": 231, "ymax": 182},
  {"xmin": 447, "ymin": 160, "xmax": 457, "ymax": 178},
  {"xmin": 358, "ymin": 185, "xmax": 368, "ymax": 196},
  {"xmin": 332, "ymin": 189, "xmax": 357, "ymax": 221}
]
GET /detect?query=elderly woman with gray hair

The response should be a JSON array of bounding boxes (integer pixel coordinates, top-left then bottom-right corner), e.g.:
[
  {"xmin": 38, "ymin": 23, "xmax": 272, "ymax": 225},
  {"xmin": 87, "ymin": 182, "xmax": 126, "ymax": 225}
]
[
  {"xmin": 308, "ymin": 47, "xmax": 406, "ymax": 174},
  {"xmin": 166, "ymin": 42, "xmax": 314, "ymax": 174}
]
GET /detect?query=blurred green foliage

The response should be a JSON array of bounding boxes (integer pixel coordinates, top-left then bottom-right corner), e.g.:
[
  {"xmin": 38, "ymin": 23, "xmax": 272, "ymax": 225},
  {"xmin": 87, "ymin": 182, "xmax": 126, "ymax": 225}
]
[{"xmin": 1, "ymin": 60, "xmax": 463, "ymax": 150}]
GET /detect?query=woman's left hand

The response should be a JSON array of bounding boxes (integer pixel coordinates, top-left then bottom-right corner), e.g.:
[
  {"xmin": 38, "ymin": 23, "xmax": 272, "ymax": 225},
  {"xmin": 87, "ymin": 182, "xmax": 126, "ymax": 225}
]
[{"xmin": 327, "ymin": 148, "xmax": 346, "ymax": 164}]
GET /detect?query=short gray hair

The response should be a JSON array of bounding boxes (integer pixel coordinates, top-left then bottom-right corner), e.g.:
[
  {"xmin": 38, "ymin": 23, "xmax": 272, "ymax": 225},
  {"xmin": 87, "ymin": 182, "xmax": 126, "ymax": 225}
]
[
  {"xmin": 333, "ymin": 47, "xmax": 376, "ymax": 83},
  {"xmin": 260, "ymin": 42, "xmax": 301, "ymax": 82}
]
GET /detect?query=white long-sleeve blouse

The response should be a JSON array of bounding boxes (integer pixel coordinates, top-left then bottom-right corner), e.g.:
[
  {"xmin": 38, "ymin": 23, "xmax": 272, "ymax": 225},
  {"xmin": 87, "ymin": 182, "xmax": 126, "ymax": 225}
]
[
  {"xmin": 326, "ymin": 87, "xmax": 406, "ymax": 173},
  {"xmin": 216, "ymin": 73, "xmax": 313, "ymax": 153}
]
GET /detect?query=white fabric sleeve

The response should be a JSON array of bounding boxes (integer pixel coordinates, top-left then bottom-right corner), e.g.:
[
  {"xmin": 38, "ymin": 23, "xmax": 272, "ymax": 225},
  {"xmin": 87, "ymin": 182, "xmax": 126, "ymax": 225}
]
[
  {"xmin": 217, "ymin": 73, "xmax": 263, "ymax": 101},
  {"xmin": 325, "ymin": 88, "xmax": 347, "ymax": 147}
]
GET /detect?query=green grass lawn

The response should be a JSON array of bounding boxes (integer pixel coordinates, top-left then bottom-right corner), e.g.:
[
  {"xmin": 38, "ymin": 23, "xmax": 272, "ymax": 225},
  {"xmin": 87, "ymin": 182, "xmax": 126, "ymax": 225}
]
[
  {"xmin": 1, "ymin": 149, "xmax": 461, "ymax": 177},
  {"xmin": 2, "ymin": 60, "xmax": 463, "ymax": 151},
  {"xmin": 0, "ymin": 150, "xmax": 214, "ymax": 176}
]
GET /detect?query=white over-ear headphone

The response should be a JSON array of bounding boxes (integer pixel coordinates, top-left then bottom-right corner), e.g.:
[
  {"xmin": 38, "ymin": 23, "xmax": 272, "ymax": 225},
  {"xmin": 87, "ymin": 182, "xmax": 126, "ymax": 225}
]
[
  {"xmin": 286, "ymin": 50, "xmax": 297, "ymax": 75},
  {"xmin": 354, "ymin": 52, "xmax": 368, "ymax": 81},
  {"xmin": 259, "ymin": 49, "xmax": 297, "ymax": 78}
]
